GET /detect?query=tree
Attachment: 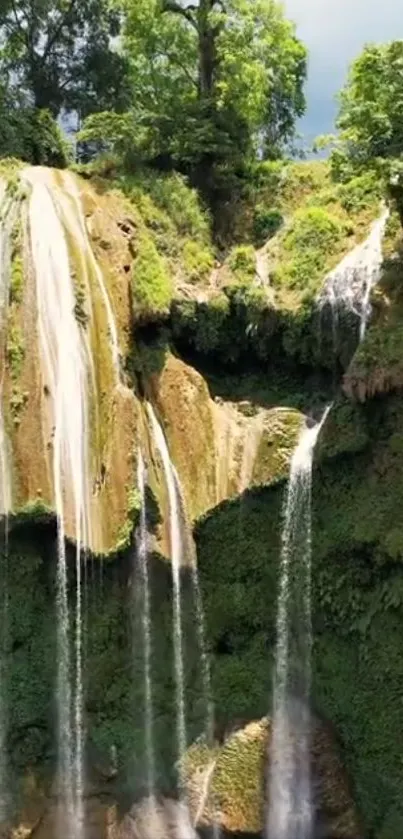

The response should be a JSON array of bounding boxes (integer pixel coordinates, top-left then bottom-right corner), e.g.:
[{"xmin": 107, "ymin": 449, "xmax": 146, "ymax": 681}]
[
  {"xmin": 121, "ymin": 0, "xmax": 306, "ymax": 158},
  {"xmin": 83, "ymin": 0, "xmax": 306, "ymax": 220},
  {"xmin": 331, "ymin": 41, "xmax": 403, "ymax": 183},
  {"xmin": 0, "ymin": 0, "xmax": 131, "ymax": 118}
]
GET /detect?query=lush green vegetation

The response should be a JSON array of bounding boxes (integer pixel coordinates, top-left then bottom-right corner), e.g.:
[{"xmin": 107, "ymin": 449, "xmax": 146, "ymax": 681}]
[
  {"xmin": 131, "ymin": 232, "xmax": 173, "ymax": 320},
  {"xmin": 194, "ymin": 390, "xmax": 403, "ymax": 838}
]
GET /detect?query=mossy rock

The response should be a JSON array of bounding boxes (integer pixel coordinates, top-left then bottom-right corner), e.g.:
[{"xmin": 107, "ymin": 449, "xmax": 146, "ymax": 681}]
[{"xmin": 183, "ymin": 718, "xmax": 361, "ymax": 837}]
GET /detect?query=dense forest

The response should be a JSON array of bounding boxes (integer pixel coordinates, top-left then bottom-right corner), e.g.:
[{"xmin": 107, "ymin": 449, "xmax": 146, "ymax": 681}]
[{"xmin": 1, "ymin": 0, "xmax": 403, "ymax": 234}]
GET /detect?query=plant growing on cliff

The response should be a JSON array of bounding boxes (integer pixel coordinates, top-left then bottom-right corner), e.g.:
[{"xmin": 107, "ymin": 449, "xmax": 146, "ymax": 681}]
[{"xmin": 131, "ymin": 232, "xmax": 173, "ymax": 320}]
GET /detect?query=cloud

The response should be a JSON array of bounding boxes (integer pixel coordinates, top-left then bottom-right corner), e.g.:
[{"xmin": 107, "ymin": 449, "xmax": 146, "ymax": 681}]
[{"xmin": 284, "ymin": 0, "xmax": 403, "ymax": 136}]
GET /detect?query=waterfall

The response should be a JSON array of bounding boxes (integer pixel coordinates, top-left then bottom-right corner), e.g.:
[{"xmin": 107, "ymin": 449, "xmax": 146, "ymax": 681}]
[
  {"xmin": 59, "ymin": 172, "xmax": 121, "ymax": 381},
  {"xmin": 318, "ymin": 208, "xmax": 389, "ymax": 340},
  {"xmin": 136, "ymin": 451, "xmax": 156, "ymax": 798},
  {"xmin": 0, "ymin": 182, "xmax": 14, "ymax": 826},
  {"xmin": 27, "ymin": 169, "xmax": 91, "ymax": 839},
  {"xmin": 146, "ymin": 404, "xmax": 187, "ymax": 779},
  {"xmin": 267, "ymin": 408, "xmax": 330, "ymax": 839}
]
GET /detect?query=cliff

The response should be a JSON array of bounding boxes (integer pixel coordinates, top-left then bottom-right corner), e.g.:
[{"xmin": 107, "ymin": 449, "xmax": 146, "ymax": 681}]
[{"xmin": 1, "ymin": 157, "xmax": 403, "ymax": 839}]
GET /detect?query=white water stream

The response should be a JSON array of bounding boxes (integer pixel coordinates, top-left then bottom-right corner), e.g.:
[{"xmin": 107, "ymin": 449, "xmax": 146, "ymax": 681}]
[
  {"xmin": 318, "ymin": 208, "xmax": 390, "ymax": 341},
  {"xmin": 0, "ymin": 181, "xmax": 14, "ymax": 825},
  {"xmin": 27, "ymin": 169, "xmax": 92, "ymax": 839},
  {"xmin": 136, "ymin": 451, "xmax": 156, "ymax": 798},
  {"xmin": 267, "ymin": 408, "xmax": 330, "ymax": 839},
  {"xmin": 146, "ymin": 405, "xmax": 187, "ymax": 776}
]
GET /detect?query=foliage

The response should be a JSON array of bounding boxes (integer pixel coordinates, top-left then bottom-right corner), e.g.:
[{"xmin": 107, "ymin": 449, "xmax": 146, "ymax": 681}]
[
  {"xmin": 252, "ymin": 206, "xmax": 283, "ymax": 245},
  {"xmin": 0, "ymin": 0, "xmax": 131, "ymax": 118},
  {"xmin": 0, "ymin": 104, "xmax": 70, "ymax": 167},
  {"xmin": 118, "ymin": 169, "xmax": 211, "ymax": 241},
  {"xmin": 271, "ymin": 207, "xmax": 345, "ymax": 297},
  {"xmin": 330, "ymin": 41, "xmax": 403, "ymax": 190},
  {"xmin": 227, "ymin": 245, "xmax": 256, "ymax": 284},
  {"xmin": 131, "ymin": 231, "xmax": 173, "ymax": 320},
  {"xmin": 83, "ymin": 0, "xmax": 306, "ymax": 222},
  {"xmin": 181, "ymin": 240, "xmax": 214, "ymax": 283}
]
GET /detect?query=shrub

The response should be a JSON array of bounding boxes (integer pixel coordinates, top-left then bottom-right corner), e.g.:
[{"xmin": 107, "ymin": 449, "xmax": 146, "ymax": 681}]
[
  {"xmin": 337, "ymin": 172, "xmax": 381, "ymax": 214},
  {"xmin": 131, "ymin": 232, "xmax": 173, "ymax": 320},
  {"xmin": 252, "ymin": 207, "xmax": 283, "ymax": 245},
  {"xmin": 228, "ymin": 245, "xmax": 256, "ymax": 284},
  {"xmin": 0, "ymin": 108, "xmax": 71, "ymax": 168},
  {"xmin": 182, "ymin": 240, "xmax": 214, "ymax": 283},
  {"xmin": 284, "ymin": 207, "xmax": 343, "ymax": 253},
  {"xmin": 121, "ymin": 169, "xmax": 211, "ymax": 241}
]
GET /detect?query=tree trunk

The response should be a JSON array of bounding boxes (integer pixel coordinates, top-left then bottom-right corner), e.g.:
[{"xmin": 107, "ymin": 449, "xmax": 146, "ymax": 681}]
[{"xmin": 197, "ymin": 0, "xmax": 216, "ymax": 100}]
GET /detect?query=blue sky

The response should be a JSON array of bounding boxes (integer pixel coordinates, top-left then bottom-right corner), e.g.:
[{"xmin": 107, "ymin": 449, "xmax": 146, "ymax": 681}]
[{"xmin": 284, "ymin": 0, "xmax": 403, "ymax": 143}]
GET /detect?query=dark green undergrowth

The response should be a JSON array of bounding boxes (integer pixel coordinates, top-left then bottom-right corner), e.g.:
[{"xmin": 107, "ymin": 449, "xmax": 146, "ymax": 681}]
[{"xmin": 195, "ymin": 390, "xmax": 403, "ymax": 839}]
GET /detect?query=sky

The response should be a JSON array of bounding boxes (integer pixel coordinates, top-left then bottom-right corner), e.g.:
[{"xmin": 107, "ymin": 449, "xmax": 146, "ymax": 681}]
[{"xmin": 284, "ymin": 0, "xmax": 403, "ymax": 145}]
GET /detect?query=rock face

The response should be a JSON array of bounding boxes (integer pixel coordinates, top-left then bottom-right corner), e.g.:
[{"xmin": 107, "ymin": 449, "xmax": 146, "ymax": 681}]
[
  {"xmin": 112, "ymin": 798, "xmax": 198, "ymax": 839},
  {"xmin": 147, "ymin": 351, "xmax": 302, "ymax": 525},
  {"xmin": 182, "ymin": 718, "xmax": 362, "ymax": 838}
]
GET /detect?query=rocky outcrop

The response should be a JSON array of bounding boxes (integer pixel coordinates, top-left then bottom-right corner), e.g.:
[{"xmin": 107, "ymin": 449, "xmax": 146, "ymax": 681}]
[
  {"xmin": 146, "ymin": 352, "xmax": 302, "ymax": 526},
  {"xmin": 182, "ymin": 718, "xmax": 361, "ymax": 838}
]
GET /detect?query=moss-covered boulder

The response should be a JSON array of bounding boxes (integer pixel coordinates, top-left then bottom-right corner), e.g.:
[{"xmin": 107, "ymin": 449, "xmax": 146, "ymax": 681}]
[{"xmin": 182, "ymin": 718, "xmax": 361, "ymax": 837}]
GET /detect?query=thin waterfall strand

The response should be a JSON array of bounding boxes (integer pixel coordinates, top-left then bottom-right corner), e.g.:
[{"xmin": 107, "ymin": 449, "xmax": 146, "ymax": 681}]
[
  {"xmin": 136, "ymin": 451, "xmax": 156, "ymax": 798},
  {"xmin": 27, "ymin": 171, "xmax": 91, "ymax": 839},
  {"xmin": 146, "ymin": 404, "xmax": 187, "ymax": 777},
  {"xmin": 267, "ymin": 408, "xmax": 330, "ymax": 839},
  {"xmin": 61, "ymin": 171, "xmax": 121, "ymax": 381},
  {"xmin": 0, "ymin": 184, "xmax": 14, "ymax": 825}
]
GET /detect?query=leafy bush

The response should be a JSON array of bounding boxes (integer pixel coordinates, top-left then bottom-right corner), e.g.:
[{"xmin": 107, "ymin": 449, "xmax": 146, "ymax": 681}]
[
  {"xmin": 0, "ymin": 107, "xmax": 71, "ymax": 168},
  {"xmin": 284, "ymin": 207, "xmax": 343, "ymax": 252},
  {"xmin": 252, "ymin": 207, "xmax": 283, "ymax": 245},
  {"xmin": 228, "ymin": 245, "xmax": 256, "ymax": 284},
  {"xmin": 181, "ymin": 240, "xmax": 214, "ymax": 283},
  {"xmin": 121, "ymin": 169, "xmax": 211, "ymax": 241},
  {"xmin": 337, "ymin": 172, "xmax": 381, "ymax": 214},
  {"xmin": 131, "ymin": 232, "xmax": 173, "ymax": 320},
  {"xmin": 271, "ymin": 207, "xmax": 344, "ymax": 294}
]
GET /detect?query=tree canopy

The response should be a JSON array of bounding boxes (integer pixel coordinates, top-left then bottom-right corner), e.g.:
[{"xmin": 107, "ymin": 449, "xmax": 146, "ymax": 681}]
[
  {"xmin": 81, "ymin": 0, "xmax": 307, "ymax": 212},
  {"xmin": 0, "ymin": 0, "xmax": 131, "ymax": 117},
  {"xmin": 330, "ymin": 41, "xmax": 403, "ymax": 183},
  {"xmin": 0, "ymin": 0, "xmax": 307, "ymax": 217}
]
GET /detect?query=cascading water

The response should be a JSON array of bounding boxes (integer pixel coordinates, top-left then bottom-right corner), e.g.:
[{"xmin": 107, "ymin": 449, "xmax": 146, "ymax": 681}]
[
  {"xmin": 318, "ymin": 207, "xmax": 390, "ymax": 341},
  {"xmin": 59, "ymin": 172, "xmax": 121, "ymax": 380},
  {"xmin": 267, "ymin": 408, "xmax": 330, "ymax": 839},
  {"xmin": 146, "ymin": 405, "xmax": 187, "ymax": 778},
  {"xmin": 0, "ymin": 181, "xmax": 14, "ymax": 825},
  {"xmin": 136, "ymin": 451, "xmax": 156, "ymax": 798},
  {"xmin": 146, "ymin": 407, "xmax": 218, "ymax": 836},
  {"xmin": 26, "ymin": 168, "xmax": 92, "ymax": 839}
]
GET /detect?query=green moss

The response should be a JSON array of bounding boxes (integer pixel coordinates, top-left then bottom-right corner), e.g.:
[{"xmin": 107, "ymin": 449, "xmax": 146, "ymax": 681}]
[
  {"xmin": 131, "ymin": 232, "xmax": 173, "ymax": 320},
  {"xmin": 9, "ymin": 387, "xmax": 28, "ymax": 425},
  {"xmin": 73, "ymin": 282, "xmax": 89, "ymax": 327},
  {"xmin": 6, "ymin": 325, "xmax": 25, "ymax": 380},
  {"xmin": 13, "ymin": 498, "xmax": 53, "ymax": 524},
  {"xmin": 10, "ymin": 253, "xmax": 24, "ymax": 305}
]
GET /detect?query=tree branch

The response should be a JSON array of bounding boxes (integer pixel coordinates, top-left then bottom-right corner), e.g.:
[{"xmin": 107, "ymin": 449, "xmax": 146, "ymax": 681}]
[
  {"xmin": 161, "ymin": 1, "xmax": 198, "ymax": 31},
  {"xmin": 9, "ymin": 0, "xmax": 29, "ymax": 48},
  {"xmin": 41, "ymin": 0, "xmax": 80, "ymax": 64}
]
